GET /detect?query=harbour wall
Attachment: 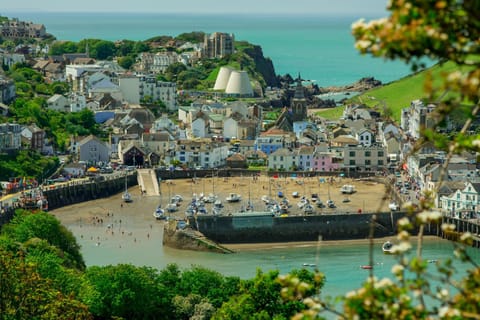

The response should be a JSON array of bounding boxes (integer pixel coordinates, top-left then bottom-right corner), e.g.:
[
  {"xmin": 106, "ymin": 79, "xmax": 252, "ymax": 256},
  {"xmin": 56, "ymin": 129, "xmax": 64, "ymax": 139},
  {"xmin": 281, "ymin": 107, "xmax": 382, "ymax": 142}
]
[
  {"xmin": 189, "ymin": 212, "xmax": 441, "ymax": 244},
  {"xmin": 43, "ymin": 174, "xmax": 137, "ymax": 210}
]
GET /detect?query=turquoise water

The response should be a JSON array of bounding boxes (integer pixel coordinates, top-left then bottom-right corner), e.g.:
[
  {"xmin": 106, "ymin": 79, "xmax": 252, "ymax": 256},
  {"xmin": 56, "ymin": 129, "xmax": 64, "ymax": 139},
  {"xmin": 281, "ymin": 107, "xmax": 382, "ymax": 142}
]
[{"xmin": 7, "ymin": 12, "xmax": 420, "ymax": 86}]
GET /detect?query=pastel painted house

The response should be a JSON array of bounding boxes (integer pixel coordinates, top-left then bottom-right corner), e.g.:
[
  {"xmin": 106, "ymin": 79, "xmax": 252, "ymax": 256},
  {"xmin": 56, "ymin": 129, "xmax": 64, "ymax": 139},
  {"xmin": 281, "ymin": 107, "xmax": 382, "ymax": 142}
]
[{"xmin": 313, "ymin": 151, "xmax": 341, "ymax": 172}]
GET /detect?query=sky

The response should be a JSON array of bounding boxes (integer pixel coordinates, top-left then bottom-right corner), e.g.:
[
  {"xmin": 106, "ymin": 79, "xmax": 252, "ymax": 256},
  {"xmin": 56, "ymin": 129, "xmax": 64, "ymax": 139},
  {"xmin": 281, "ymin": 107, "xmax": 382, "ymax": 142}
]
[{"xmin": 2, "ymin": 0, "xmax": 389, "ymax": 15}]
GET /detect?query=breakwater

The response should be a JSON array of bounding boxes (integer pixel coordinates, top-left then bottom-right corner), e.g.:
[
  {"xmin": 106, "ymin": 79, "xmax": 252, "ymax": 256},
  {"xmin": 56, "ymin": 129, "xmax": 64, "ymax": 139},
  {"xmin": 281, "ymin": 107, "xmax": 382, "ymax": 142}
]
[
  {"xmin": 188, "ymin": 212, "xmax": 440, "ymax": 244},
  {"xmin": 42, "ymin": 174, "xmax": 137, "ymax": 210}
]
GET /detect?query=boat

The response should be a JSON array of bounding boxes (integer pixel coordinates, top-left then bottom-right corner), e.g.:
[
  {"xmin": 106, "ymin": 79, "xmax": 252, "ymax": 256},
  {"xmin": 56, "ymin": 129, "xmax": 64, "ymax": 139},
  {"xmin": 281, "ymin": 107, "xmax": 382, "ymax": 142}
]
[
  {"xmin": 303, "ymin": 203, "xmax": 315, "ymax": 214},
  {"xmin": 302, "ymin": 263, "xmax": 316, "ymax": 267},
  {"xmin": 341, "ymin": 184, "xmax": 356, "ymax": 194},
  {"xmin": 226, "ymin": 193, "xmax": 242, "ymax": 203},
  {"xmin": 204, "ymin": 193, "xmax": 217, "ymax": 203},
  {"xmin": 122, "ymin": 173, "xmax": 133, "ymax": 203},
  {"xmin": 292, "ymin": 191, "xmax": 299, "ymax": 198},
  {"xmin": 166, "ymin": 203, "xmax": 178, "ymax": 212},
  {"xmin": 153, "ymin": 206, "xmax": 166, "ymax": 220},
  {"xmin": 327, "ymin": 199, "xmax": 335, "ymax": 208},
  {"xmin": 382, "ymin": 241, "xmax": 394, "ymax": 254},
  {"xmin": 342, "ymin": 197, "xmax": 351, "ymax": 203},
  {"xmin": 360, "ymin": 265, "xmax": 373, "ymax": 269},
  {"xmin": 389, "ymin": 202, "xmax": 399, "ymax": 211}
]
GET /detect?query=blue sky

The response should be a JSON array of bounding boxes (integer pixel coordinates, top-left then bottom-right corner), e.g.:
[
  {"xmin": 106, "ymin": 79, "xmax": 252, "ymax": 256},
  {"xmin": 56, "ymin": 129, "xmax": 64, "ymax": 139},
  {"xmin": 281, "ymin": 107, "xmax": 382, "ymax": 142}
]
[{"xmin": 2, "ymin": 0, "xmax": 389, "ymax": 15}]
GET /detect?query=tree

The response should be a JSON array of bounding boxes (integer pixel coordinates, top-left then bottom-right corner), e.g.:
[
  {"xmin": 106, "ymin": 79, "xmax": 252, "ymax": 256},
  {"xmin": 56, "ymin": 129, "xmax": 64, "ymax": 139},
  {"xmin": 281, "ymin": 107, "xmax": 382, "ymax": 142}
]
[
  {"xmin": 3, "ymin": 210, "xmax": 85, "ymax": 270},
  {"xmin": 118, "ymin": 55, "xmax": 135, "ymax": 69},
  {"xmin": 91, "ymin": 40, "xmax": 116, "ymax": 60},
  {"xmin": 49, "ymin": 41, "xmax": 78, "ymax": 55},
  {"xmin": 85, "ymin": 264, "xmax": 170, "ymax": 319},
  {"xmin": 0, "ymin": 246, "xmax": 92, "ymax": 319}
]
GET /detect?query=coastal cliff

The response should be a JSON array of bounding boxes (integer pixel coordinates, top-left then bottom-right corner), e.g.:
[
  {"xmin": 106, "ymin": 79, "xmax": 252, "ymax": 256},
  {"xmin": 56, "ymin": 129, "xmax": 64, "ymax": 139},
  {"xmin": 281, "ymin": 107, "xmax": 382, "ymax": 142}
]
[{"xmin": 242, "ymin": 45, "xmax": 279, "ymax": 88}]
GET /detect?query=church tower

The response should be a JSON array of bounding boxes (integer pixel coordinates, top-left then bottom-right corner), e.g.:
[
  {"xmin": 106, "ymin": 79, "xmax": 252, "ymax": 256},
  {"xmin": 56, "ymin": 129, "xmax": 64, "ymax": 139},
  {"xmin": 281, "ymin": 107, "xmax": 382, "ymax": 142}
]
[{"xmin": 291, "ymin": 74, "xmax": 307, "ymax": 121}]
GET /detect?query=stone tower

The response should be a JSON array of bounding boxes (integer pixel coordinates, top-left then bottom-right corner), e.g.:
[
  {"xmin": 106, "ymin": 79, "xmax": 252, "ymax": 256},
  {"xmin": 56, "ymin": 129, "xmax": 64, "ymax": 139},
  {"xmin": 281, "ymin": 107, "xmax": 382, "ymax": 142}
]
[{"xmin": 291, "ymin": 74, "xmax": 307, "ymax": 121}]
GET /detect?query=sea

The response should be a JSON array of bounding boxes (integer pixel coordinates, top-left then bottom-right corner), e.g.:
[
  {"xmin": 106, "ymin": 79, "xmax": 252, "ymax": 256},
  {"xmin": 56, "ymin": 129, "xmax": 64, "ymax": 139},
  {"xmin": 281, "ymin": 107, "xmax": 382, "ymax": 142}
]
[{"xmin": 5, "ymin": 11, "xmax": 423, "ymax": 86}]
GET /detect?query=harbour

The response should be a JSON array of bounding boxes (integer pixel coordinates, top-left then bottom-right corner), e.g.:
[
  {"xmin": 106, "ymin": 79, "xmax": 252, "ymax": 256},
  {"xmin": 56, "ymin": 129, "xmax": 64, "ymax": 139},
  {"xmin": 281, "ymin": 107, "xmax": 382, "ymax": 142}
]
[{"xmin": 50, "ymin": 187, "xmax": 480, "ymax": 301}]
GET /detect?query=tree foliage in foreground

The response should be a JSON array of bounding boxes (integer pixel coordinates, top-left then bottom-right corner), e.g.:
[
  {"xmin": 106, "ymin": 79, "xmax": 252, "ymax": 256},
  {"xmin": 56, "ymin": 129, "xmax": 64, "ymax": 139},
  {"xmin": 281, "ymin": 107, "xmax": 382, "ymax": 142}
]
[{"xmin": 0, "ymin": 210, "xmax": 323, "ymax": 319}]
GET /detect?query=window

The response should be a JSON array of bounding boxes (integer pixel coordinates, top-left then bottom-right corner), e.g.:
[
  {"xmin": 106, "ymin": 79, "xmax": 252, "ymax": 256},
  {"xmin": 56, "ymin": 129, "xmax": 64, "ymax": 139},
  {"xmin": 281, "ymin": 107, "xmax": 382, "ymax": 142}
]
[
  {"xmin": 365, "ymin": 159, "xmax": 371, "ymax": 165},
  {"xmin": 349, "ymin": 151, "xmax": 356, "ymax": 157},
  {"xmin": 365, "ymin": 151, "xmax": 371, "ymax": 157},
  {"xmin": 378, "ymin": 151, "xmax": 384, "ymax": 157},
  {"xmin": 349, "ymin": 160, "xmax": 356, "ymax": 165},
  {"xmin": 378, "ymin": 160, "xmax": 384, "ymax": 165}
]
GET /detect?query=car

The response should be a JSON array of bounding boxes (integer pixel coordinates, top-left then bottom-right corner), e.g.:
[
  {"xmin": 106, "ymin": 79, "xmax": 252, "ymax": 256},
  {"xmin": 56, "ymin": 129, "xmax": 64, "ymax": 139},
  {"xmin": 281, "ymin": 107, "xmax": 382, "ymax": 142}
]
[
  {"xmin": 395, "ymin": 171, "xmax": 401, "ymax": 177},
  {"xmin": 404, "ymin": 182, "xmax": 411, "ymax": 189}
]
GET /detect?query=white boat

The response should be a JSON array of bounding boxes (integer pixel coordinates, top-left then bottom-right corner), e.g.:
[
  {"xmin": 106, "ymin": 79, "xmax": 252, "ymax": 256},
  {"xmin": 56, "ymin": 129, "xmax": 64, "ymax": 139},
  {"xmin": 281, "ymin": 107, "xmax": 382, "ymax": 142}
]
[
  {"xmin": 122, "ymin": 173, "xmax": 133, "ymax": 202},
  {"xmin": 166, "ymin": 203, "xmax": 178, "ymax": 212},
  {"xmin": 204, "ymin": 193, "xmax": 217, "ymax": 203},
  {"xmin": 297, "ymin": 197, "xmax": 309, "ymax": 209},
  {"xmin": 292, "ymin": 191, "xmax": 300, "ymax": 198},
  {"xmin": 327, "ymin": 199, "xmax": 335, "ymax": 208},
  {"xmin": 226, "ymin": 193, "xmax": 242, "ymax": 203},
  {"xmin": 303, "ymin": 203, "xmax": 315, "ymax": 214},
  {"xmin": 389, "ymin": 202, "xmax": 399, "ymax": 211},
  {"xmin": 382, "ymin": 241, "xmax": 394, "ymax": 254},
  {"xmin": 122, "ymin": 191, "xmax": 132, "ymax": 203},
  {"xmin": 153, "ymin": 206, "xmax": 166, "ymax": 220},
  {"xmin": 340, "ymin": 184, "xmax": 356, "ymax": 194}
]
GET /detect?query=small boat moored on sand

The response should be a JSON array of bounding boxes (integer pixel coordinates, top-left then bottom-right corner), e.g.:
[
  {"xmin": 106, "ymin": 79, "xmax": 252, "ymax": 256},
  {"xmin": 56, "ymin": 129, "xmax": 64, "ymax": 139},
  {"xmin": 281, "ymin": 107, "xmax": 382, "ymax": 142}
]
[
  {"xmin": 226, "ymin": 193, "xmax": 242, "ymax": 203},
  {"xmin": 153, "ymin": 206, "xmax": 166, "ymax": 220}
]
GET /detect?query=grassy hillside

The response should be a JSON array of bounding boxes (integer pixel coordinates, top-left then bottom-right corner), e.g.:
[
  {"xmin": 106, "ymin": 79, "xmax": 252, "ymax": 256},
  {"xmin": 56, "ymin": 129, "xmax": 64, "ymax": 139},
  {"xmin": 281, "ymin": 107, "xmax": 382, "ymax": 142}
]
[
  {"xmin": 345, "ymin": 61, "xmax": 462, "ymax": 121},
  {"xmin": 315, "ymin": 61, "xmax": 469, "ymax": 121}
]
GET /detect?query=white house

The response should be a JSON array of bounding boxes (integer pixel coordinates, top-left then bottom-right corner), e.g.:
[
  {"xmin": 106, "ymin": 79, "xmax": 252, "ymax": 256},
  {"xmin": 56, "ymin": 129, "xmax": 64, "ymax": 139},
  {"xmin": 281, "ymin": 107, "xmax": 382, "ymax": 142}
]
[
  {"xmin": 173, "ymin": 139, "xmax": 229, "ymax": 168},
  {"xmin": 268, "ymin": 148, "xmax": 297, "ymax": 170},
  {"xmin": 192, "ymin": 115, "xmax": 209, "ymax": 138},
  {"xmin": 355, "ymin": 127, "xmax": 374, "ymax": 147},
  {"xmin": 440, "ymin": 182, "xmax": 480, "ymax": 219},
  {"xmin": 78, "ymin": 135, "xmax": 110, "ymax": 165},
  {"xmin": 118, "ymin": 74, "xmax": 177, "ymax": 111},
  {"xmin": 69, "ymin": 93, "xmax": 87, "ymax": 113},
  {"xmin": 47, "ymin": 94, "xmax": 69, "ymax": 112}
]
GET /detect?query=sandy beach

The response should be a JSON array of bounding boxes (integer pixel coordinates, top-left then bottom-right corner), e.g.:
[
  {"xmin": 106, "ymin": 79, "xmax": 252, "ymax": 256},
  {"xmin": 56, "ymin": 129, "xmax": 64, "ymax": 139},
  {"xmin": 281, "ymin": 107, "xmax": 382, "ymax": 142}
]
[{"xmin": 51, "ymin": 174, "xmax": 394, "ymax": 252}]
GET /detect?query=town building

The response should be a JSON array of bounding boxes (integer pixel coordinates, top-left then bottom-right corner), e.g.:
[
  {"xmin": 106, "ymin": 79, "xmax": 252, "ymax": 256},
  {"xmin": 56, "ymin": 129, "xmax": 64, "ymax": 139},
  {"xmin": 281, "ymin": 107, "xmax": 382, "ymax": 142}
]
[
  {"xmin": 0, "ymin": 123, "xmax": 21, "ymax": 152},
  {"xmin": 203, "ymin": 32, "xmax": 234, "ymax": 59},
  {"xmin": 0, "ymin": 18, "xmax": 47, "ymax": 39},
  {"xmin": 78, "ymin": 135, "xmax": 110, "ymax": 165}
]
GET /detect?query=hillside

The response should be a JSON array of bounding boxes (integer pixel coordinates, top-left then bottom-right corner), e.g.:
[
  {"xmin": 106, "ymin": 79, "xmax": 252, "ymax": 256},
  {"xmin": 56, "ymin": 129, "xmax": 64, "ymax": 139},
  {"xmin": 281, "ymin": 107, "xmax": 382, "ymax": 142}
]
[{"xmin": 345, "ymin": 61, "xmax": 465, "ymax": 121}]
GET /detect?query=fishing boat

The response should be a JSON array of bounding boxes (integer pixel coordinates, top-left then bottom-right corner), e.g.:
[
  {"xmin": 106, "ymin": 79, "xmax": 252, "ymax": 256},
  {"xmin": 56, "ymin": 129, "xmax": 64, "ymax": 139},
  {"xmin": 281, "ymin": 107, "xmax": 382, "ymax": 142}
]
[
  {"xmin": 382, "ymin": 241, "xmax": 394, "ymax": 254},
  {"xmin": 360, "ymin": 265, "xmax": 373, "ymax": 270},
  {"xmin": 226, "ymin": 193, "xmax": 242, "ymax": 203}
]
